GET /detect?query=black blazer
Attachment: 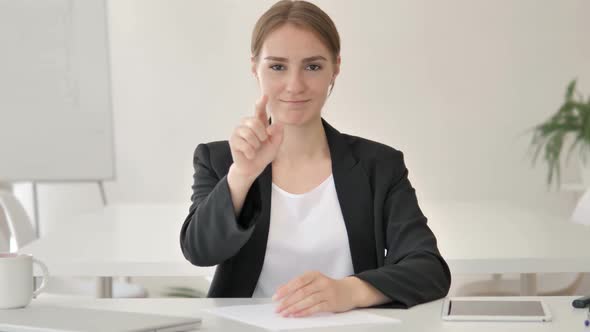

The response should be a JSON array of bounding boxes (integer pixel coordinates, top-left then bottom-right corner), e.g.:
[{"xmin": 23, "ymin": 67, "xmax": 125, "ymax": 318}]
[{"xmin": 180, "ymin": 119, "xmax": 451, "ymax": 308}]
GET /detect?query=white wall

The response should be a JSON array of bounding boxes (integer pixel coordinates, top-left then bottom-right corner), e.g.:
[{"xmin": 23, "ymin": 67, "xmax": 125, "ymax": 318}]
[{"xmin": 14, "ymin": 0, "xmax": 590, "ymax": 233}]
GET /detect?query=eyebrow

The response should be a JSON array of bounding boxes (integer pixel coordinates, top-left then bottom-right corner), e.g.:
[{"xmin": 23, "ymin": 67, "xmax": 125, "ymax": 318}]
[{"xmin": 263, "ymin": 55, "xmax": 328, "ymax": 63}]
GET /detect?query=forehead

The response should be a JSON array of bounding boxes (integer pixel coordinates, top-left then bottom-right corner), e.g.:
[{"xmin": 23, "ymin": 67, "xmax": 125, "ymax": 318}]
[{"xmin": 261, "ymin": 23, "xmax": 331, "ymax": 60}]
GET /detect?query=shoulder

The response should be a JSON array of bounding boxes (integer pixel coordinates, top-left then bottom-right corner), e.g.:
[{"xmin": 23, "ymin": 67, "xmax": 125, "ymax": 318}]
[
  {"xmin": 194, "ymin": 140, "xmax": 230, "ymax": 157},
  {"xmin": 338, "ymin": 132, "xmax": 409, "ymax": 190},
  {"xmin": 340, "ymin": 133, "xmax": 405, "ymax": 168},
  {"xmin": 193, "ymin": 140, "xmax": 232, "ymax": 176}
]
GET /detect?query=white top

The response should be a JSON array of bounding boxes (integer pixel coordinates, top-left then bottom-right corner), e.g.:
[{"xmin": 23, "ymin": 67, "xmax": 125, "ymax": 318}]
[{"xmin": 252, "ymin": 174, "xmax": 355, "ymax": 298}]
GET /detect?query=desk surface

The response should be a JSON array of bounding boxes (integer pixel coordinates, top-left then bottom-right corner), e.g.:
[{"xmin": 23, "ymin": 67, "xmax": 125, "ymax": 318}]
[
  {"xmin": 20, "ymin": 201, "xmax": 590, "ymax": 276},
  {"xmin": 425, "ymin": 200, "xmax": 590, "ymax": 274},
  {"xmin": 25, "ymin": 296, "xmax": 589, "ymax": 332},
  {"xmin": 21, "ymin": 204, "xmax": 215, "ymax": 277}
]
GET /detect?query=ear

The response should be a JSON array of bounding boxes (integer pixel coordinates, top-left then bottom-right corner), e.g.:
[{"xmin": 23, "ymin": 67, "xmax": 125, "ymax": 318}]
[
  {"xmin": 251, "ymin": 56, "xmax": 259, "ymax": 80},
  {"xmin": 333, "ymin": 55, "xmax": 341, "ymax": 78}
]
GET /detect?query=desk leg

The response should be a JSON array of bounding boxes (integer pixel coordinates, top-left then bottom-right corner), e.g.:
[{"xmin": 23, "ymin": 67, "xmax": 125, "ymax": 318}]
[
  {"xmin": 97, "ymin": 277, "xmax": 113, "ymax": 298},
  {"xmin": 519, "ymin": 273, "xmax": 537, "ymax": 295}
]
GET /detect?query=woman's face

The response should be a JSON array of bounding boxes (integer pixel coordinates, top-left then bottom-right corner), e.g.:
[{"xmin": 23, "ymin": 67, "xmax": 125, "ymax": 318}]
[{"xmin": 252, "ymin": 23, "xmax": 340, "ymax": 126}]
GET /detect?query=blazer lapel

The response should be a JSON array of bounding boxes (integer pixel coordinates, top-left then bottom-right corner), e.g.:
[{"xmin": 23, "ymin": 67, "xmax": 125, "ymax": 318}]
[{"xmin": 323, "ymin": 119, "xmax": 378, "ymax": 273}]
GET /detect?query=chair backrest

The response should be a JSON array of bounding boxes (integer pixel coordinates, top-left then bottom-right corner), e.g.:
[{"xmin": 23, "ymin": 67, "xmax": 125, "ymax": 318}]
[{"xmin": 0, "ymin": 190, "xmax": 36, "ymax": 249}]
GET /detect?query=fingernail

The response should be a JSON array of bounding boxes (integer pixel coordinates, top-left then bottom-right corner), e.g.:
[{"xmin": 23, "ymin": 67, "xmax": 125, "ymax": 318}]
[{"xmin": 271, "ymin": 294, "xmax": 278, "ymax": 301}]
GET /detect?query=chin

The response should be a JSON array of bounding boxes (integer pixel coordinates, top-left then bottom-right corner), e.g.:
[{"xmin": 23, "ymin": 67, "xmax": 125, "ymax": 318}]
[
  {"xmin": 268, "ymin": 97, "xmax": 324, "ymax": 125},
  {"xmin": 273, "ymin": 108, "xmax": 319, "ymax": 127}
]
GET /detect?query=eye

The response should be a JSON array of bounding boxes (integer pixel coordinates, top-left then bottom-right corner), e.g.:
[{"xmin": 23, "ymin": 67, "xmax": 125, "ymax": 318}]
[
  {"xmin": 270, "ymin": 64, "xmax": 285, "ymax": 71},
  {"xmin": 306, "ymin": 64, "xmax": 322, "ymax": 71}
]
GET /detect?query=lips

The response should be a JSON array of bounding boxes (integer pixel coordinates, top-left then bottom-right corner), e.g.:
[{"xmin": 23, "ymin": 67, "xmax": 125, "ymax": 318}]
[{"xmin": 281, "ymin": 99, "xmax": 310, "ymax": 104}]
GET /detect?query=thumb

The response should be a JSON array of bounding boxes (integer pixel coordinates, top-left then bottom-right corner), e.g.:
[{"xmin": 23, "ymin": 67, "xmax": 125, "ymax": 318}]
[{"xmin": 267, "ymin": 122, "xmax": 284, "ymax": 148}]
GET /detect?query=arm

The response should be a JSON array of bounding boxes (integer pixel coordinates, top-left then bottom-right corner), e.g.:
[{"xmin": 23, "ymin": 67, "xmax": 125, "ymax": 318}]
[
  {"xmin": 179, "ymin": 143, "xmax": 263, "ymax": 267},
  {"xmin": 180, "ymin": 95, "xmax": 283, "ymax": 267},
  {"xmin": 353, "ymin": 152, "xmax": 451, "ymax": 308},
  {"xmin": 227, "ymin": 164, "xmax": 258, "ymax": 216}
]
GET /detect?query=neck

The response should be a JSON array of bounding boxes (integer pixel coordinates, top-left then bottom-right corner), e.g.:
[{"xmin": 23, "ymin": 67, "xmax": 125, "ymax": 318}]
[{"xmin": 273, "ymin": 117, "xmax": 330, "ymax": 167}]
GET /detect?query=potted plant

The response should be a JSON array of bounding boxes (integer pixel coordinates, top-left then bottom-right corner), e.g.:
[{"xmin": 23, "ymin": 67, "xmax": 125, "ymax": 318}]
[{"xmin": 530, "ymin": 79, "xmax": 590, "ymax": 188}]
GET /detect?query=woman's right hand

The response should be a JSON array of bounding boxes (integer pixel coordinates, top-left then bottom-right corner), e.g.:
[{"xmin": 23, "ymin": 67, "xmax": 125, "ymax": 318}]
[{"xmin": 229, "ymin": 95, "xmax": 284, "ymax": 180}]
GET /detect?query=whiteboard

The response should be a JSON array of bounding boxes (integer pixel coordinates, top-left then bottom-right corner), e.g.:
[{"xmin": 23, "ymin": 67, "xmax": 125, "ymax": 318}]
[{"xmin": 0, "ymin": 0, "xmax": 114, "ymax": 181}]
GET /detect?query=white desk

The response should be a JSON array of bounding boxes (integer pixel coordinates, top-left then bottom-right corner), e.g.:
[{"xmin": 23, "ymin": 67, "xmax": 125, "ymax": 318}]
[
  {"xmin": 424, "ymin": 200, "xmax": 590, "ymax": 294},
  {"xmin": 21, "ymin": 296, "xmax": 590, "ymax": 331},
  {"xmin": 19, "ymin": 205, "xmax": 215, "ymax": 297},
  {"xmin": 426, "ymin": 200, "xmax": 590, "ymax": 274},
  {"xmin": 19, "ymin": 201, "xmax": 590, "ymax": 296}
]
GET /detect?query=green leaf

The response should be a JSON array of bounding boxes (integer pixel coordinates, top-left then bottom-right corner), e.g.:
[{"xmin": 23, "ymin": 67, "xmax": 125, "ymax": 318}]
[
  {"xmin": 528, "ymin": 78, "xmax": 590, "ymax": 187},
  {"xmin": 566, "ymin": 79, "xmax": 577, "ymax": 101},
  {"xmin": 565, "ymin": 133, "xmax": 584, "ymax": 164}
]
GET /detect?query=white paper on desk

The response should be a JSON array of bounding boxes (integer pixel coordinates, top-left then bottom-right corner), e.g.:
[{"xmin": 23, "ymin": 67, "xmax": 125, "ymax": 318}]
[{"xmin": 204, "ymin": 303, "xmax": 400, "ymax": 331}]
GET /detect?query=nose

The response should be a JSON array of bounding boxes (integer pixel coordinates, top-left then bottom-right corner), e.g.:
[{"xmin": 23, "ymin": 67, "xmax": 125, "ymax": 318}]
[{"xmin": 285, "ymin": 70, "xmax": 306, "ymax": 94}]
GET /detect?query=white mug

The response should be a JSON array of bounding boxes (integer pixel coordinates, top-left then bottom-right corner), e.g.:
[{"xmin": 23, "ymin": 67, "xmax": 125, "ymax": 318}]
[{"xmin": 0, "ymin": 253, "xmax": 49, "ymax": 309}]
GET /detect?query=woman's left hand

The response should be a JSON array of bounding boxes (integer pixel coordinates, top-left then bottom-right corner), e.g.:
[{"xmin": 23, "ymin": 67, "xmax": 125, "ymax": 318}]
[{"xmin": 272, "ymin": 271, "xmax": 360, "ymax": 318}]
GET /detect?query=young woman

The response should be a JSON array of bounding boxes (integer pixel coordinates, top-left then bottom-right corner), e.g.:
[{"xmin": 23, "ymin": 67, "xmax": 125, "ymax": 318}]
[{"xmin": 180, "ymin": 0, "xmax": 450, "ymax": 317}]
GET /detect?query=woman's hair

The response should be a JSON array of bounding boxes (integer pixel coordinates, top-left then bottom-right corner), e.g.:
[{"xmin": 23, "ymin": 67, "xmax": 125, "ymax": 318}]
[{"xmin": 251, "ymin": 0, "xmax": 341, "ymax": 95}]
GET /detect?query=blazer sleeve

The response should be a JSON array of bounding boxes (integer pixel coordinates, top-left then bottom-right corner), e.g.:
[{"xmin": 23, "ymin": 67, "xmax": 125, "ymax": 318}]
[
  {"xmin": 179, "ymin": 143, "xmax": 263, "ymax": 266},
  {"xmin": 354, "ymin": 151, "xmax": 451, "ymax": 308}
]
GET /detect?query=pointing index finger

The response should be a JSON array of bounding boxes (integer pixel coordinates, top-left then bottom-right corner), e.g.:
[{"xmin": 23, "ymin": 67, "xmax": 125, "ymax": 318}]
[{"xmin": 255, "ymin": 95, "xmax": 269, "ymax": 127}]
